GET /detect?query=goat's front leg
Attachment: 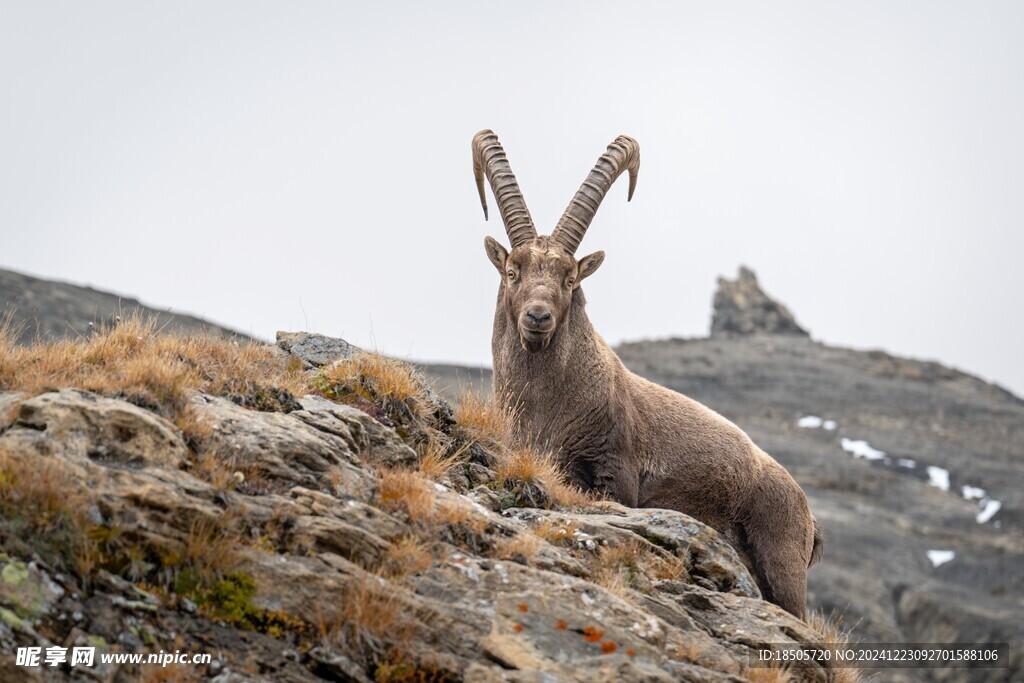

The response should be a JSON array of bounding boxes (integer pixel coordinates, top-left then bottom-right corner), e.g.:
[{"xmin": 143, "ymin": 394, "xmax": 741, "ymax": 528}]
[{"xmin": 591, "ymin": 457, "xmax": 640, "ymax": 507}]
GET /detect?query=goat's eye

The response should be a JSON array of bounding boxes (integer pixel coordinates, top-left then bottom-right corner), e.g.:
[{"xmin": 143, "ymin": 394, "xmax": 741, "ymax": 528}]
[
  {"xmin": 507, "ymin": 270, "xmax": 516, "ymax": 279},
  {"xmin": 566, "ymin": 277, "xmax": 575, "ymax": 288}
]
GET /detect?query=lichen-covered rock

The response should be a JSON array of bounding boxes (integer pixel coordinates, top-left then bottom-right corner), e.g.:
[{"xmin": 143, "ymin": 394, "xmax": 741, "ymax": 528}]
[
  {"xmin": 276, "ymin": 330, "xmax": 358, "ymax": 368},
  {"xmin": 0, "ymin": 557, "xmax": 64, "ymax": 623},
  {"xmin": 3, "ymin": 389, "xmax": 188, "ymax": 468}
]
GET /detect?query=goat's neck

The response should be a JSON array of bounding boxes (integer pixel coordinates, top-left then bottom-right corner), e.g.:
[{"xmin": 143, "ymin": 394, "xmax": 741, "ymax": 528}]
[{"xmin": 492, "ymin": 288, "xmax": 611, "ymax": 429}]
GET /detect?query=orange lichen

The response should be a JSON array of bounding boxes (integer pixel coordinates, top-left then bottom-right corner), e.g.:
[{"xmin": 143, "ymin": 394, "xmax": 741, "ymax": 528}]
[
  {"xmin": 583, "ymin": 626, "xmax": 605, "ymax": 643},
  {"xmin": 555, "ymin": 619, "xmax": 568, "ymax": 630},
  {"xmin": 626, "ymin": 648, "xmax": 636, "ymax": 656},
  {"xmin": 600, "ymin": 641, "xmax": 618, "ymax": 654},
  {"xmin": 512, "ymin": 624, "xmax": 524, "ymax": 633},
  {"xmin": 517, "ymin": 603, "xmax": 529, "ymax": 613}
]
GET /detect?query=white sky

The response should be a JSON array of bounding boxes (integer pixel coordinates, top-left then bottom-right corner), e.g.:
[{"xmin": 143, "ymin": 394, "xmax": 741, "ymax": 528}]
[{"xmin": 2, "ymin": 1, "xmax": 1023, "ymax": 395}]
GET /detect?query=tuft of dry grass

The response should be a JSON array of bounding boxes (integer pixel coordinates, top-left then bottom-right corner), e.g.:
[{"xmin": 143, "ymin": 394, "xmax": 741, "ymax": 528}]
[
  {"xmin": 742, "ymin": 664, "xmax": 794, "ymax": 683},
  {"xmin": 805, "ymin": 610, "xmax": 863, "ymax": 683},
  {"xmin": 417, "ymin": 437, "xmax": 470, "ymax": 482},
  {"xmin": 138, "ymin": 665, "xmax": 203, "ymax": 683},
  {"xmin": 673, "ymin": 637, "xmax": 707, "ymax": 665},
  {"xmin": 319, "ymin": 577, "xmax": 418, "ymax": 660},
  {"xmin": 590, "ymin": 541, "xmax": 642, "ymax": 597},
  {"xmin": 533, "ymin": 518, "xmax": 579, "ymax": 546},
  {"xmin": 0, "ymin": 447, "xmax": 93, "ymax": 571},
  {"xmin": 492, "ymin": 533, "xmax": 543, "ymax": 563},
  {"xmin": 381, "ymin": 537, "xmax": 436, "ymax": 578},
  {"xmin": 433, "ymin": 500, "xmax": 487, "ymax": 535},
  {"xmin": 316, "ymin": 352, "xmax": 429, "ymax": 425},
  {"xmin": 494, "ymin": 447, "xmax": 592, "ymax": 509},
  {"xmin": 378, "ymin": 469, "xmax": 436, "ymax": 523},
  {"xmin": 647, "ymin": 549, "xmax": 690, "ymax": 581},
  {"xmin": 454, "ymin": 389, "xmax": 515, "ymax": 449},
  {"xmin": 0, "ymin": 314, "xmax": 311, "ymax": 423},
  {"xmin": 585, "ymin": 539, "xmax": 689, "ymax": 596},
  {"xmin": 157, "ymin": 516, "xmax": 243, "ymax": 592},
  {"xmin": 191, "ymin": 447, "xmax": 248, "ymax": 492}
]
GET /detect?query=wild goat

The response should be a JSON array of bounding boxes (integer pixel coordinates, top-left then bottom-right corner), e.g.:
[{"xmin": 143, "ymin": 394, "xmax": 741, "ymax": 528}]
[{"xmin": 471, "ymin": 130, "xmax": 823, "ymax": 618}]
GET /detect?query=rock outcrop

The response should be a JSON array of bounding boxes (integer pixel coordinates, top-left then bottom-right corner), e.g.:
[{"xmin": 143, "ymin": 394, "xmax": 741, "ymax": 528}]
[
  {"xmin": 711, "ymin": 266, "xmax": 808, "ymax": 338},
  {"xmin": 0, "ymin": 331, "xmax": 846, "ymax": 682}
]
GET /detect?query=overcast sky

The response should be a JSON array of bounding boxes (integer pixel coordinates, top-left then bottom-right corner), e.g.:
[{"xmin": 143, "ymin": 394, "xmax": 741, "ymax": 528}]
[{"xmin": 2, "ymin": 1, "xmax": 1023, "ymax": 395}]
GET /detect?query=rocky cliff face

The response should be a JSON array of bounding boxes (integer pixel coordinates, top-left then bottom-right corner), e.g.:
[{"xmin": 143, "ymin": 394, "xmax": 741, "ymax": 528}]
[{"xmin": 0, "ymin": 327, "xmax": 852, "ymax": 682}]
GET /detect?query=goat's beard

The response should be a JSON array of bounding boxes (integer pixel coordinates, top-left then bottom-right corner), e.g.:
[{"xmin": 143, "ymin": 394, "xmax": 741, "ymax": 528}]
[{"xmin": 519, "ymin": 331, "xmax": 552, "ymax": 354}]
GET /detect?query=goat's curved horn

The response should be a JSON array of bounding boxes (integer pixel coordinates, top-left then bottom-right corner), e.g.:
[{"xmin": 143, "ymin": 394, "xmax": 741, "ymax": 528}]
[
  {"xmin": 551, "ymin": 136, "xmax": 640, "ymax": 255},
  {"xmin": 472, "ymin": 130, "xmax": 538, "ymax": 248}
]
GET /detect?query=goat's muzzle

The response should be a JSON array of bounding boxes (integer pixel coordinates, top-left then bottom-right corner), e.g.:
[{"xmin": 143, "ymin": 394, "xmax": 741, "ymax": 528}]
[{"xmin": 518, "ymin": 307, "xmax": 554, "ymax": 354}]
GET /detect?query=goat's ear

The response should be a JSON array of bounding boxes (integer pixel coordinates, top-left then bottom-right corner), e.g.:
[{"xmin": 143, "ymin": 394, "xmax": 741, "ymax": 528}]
[
  {"xmin": 484, "ymin": 236, "xmax": 508, "ymax": 274},
  {"xmin": 575, "ymin": 251, "xmax": 605, "ymax": 286}
]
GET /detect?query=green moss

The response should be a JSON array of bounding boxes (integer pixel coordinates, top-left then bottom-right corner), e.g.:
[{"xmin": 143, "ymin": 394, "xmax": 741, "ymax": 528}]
[
  {"xmin": 1, "ymin": 561, "xmax": 29, "ymax": 586},
  {"xmin": 177, "ymin": 570, "xmax": 304, "ymax": 638},
  {"xmin": 0, "ymin": 606, "xmax": 32, "ymax": 633}
]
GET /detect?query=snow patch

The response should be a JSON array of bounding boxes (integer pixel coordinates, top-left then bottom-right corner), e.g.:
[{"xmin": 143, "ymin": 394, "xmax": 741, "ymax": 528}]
[
  {"xmin": 926, "ymin": 550, "xmax": 955, "ymax": 568},
  {"xmin": 961, "ymin": 485, "xmax": 986, "ymax": 501},
  {"xmin": 798, "ymin": 416, "xmax": 823, "ymax": 428},
  {"xmin": 977, "ymin": 500, "xmax": 1002, "ymax": 524},
  {"xmin": 926, "ymin": 466, "xmax": 950, "ymax": 492},
  {"xmin": 897, "ymin": 458, "xmax": 917, "ymax": 469},
  {"xmin": 822, "ymin": 420, "xmax": 837, "ymax": 431},
  {"xmin": 840, "ymin": 438, "xmax": 886, "ymax": 460}
]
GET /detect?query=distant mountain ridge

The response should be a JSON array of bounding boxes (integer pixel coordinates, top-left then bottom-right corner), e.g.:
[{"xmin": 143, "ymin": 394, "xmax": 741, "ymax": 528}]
[{"xmin": 1, "ymin": 266, "xmax": 251, "ymax": 343}]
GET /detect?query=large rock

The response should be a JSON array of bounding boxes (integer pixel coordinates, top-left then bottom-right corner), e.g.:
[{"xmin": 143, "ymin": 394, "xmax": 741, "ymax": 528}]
[
  {"xmin": 0, "ymin": 382, "xmax": 841, "ymax": 682},
  {"xmin": 711, "ymin": 266, "xmax": 808, "ymax": 338}
]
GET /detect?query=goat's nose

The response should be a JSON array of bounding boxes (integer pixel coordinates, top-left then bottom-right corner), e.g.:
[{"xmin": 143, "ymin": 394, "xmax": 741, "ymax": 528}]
[{"xmin": 525, "ymin": 307, "xmax": 551, "ymax": 327}]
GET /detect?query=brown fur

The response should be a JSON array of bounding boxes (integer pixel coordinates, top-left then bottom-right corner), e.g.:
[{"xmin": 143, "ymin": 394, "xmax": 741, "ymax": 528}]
[{"xmin": 485, "ymin": 236, "xmax": 823, "ymax": 618}]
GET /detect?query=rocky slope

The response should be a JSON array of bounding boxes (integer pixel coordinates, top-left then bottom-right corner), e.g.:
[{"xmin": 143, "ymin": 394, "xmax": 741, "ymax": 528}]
[
  {"xmin": 423, "ymin": 268, "xmax": 1023, "ymax": 683},
  {"xmin": 3, "ymin": 265, "xmax": 1019, "ymax": 682},
  {"xmin": 0, "ymin": 324, "xmax": 856, "ymax": 682},
  {"xmin": 1, "ymin": 267, "xmax": 249, "ymax": 344}
]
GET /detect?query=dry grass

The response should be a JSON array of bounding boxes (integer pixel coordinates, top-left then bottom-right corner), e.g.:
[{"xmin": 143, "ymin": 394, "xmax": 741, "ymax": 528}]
[
  {"xmin": 417, "ymin": 437, "xmax": 470, "ymax": 482},
  {"xmin": 742, "ymin": 664, "xmax": 794, "ymax": 683},
  {"xmin": 319, "ymin": 577, "xmax": 418, "ymax": 660},
  {"xmin": 532, "ymin": 518, "xmax": 579, "ymax": 545},
  {"xmin": 191, "ymin": 447, "xmax": 248, "ymax": 492},
  {"xmin": 585, "ymin": 539, "xmax": 689, "ymax": 595},
  {"xmin": 454, "ymin": 389, "xmax": 515, "ymax": 449},
  {"xmin": 590, "ymin": 541, "xmax": 642, "ymax": 596},
  {"xmin": 647, "ymin": 550, "xmax": 690, "ymax": 581},
  {"xmin": 381, "ymin": 537, "xmax": 436, "ymax": 578},
  {"xmin": 158, "ymin": 516, "xmax": 243, "ymax": 590},
  {"xmin": 494, "ymin": 447, "xmax": 592, "ymax": 509},
  {"xmin": 0, "ymin": 314, "xmax": 310, "ymax": 422},
  {"xmin": 378, "ymin": 469, "xmax": 437, "ymax": 523},
  {"xmin": 805, "ymin": 610, "xmax": 863, "ymax": 683},
  {"xmin": 316, "ymin": 351, "xmax": 429, "ymax": 424},
  {"xmin": 433, "ymin": 499, "xmax": 487, "ymax": 535},
  {"xmin": 492, "ymin": 533, "xmax": 543, "ymax": 562},
  {"xmin": 0, "ymin": 447, "xmax": 93, "ymax": 571},
  {"xmin": 673, "ymin": 637, "xmax": 708, "ymax": 665},
  {"xmin": 138, "ymin": 665, "xmax": 203, "ymax": 683}
]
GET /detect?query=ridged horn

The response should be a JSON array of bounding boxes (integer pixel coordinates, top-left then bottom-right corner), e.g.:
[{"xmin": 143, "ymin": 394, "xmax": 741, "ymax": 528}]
[
  {"xmin": 472, "ymin": 130, "xmax": 537, "ymax": 248},
  {"xmin": 551, "ymin": 135, "xmax": 640, "ymax": 254}
]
